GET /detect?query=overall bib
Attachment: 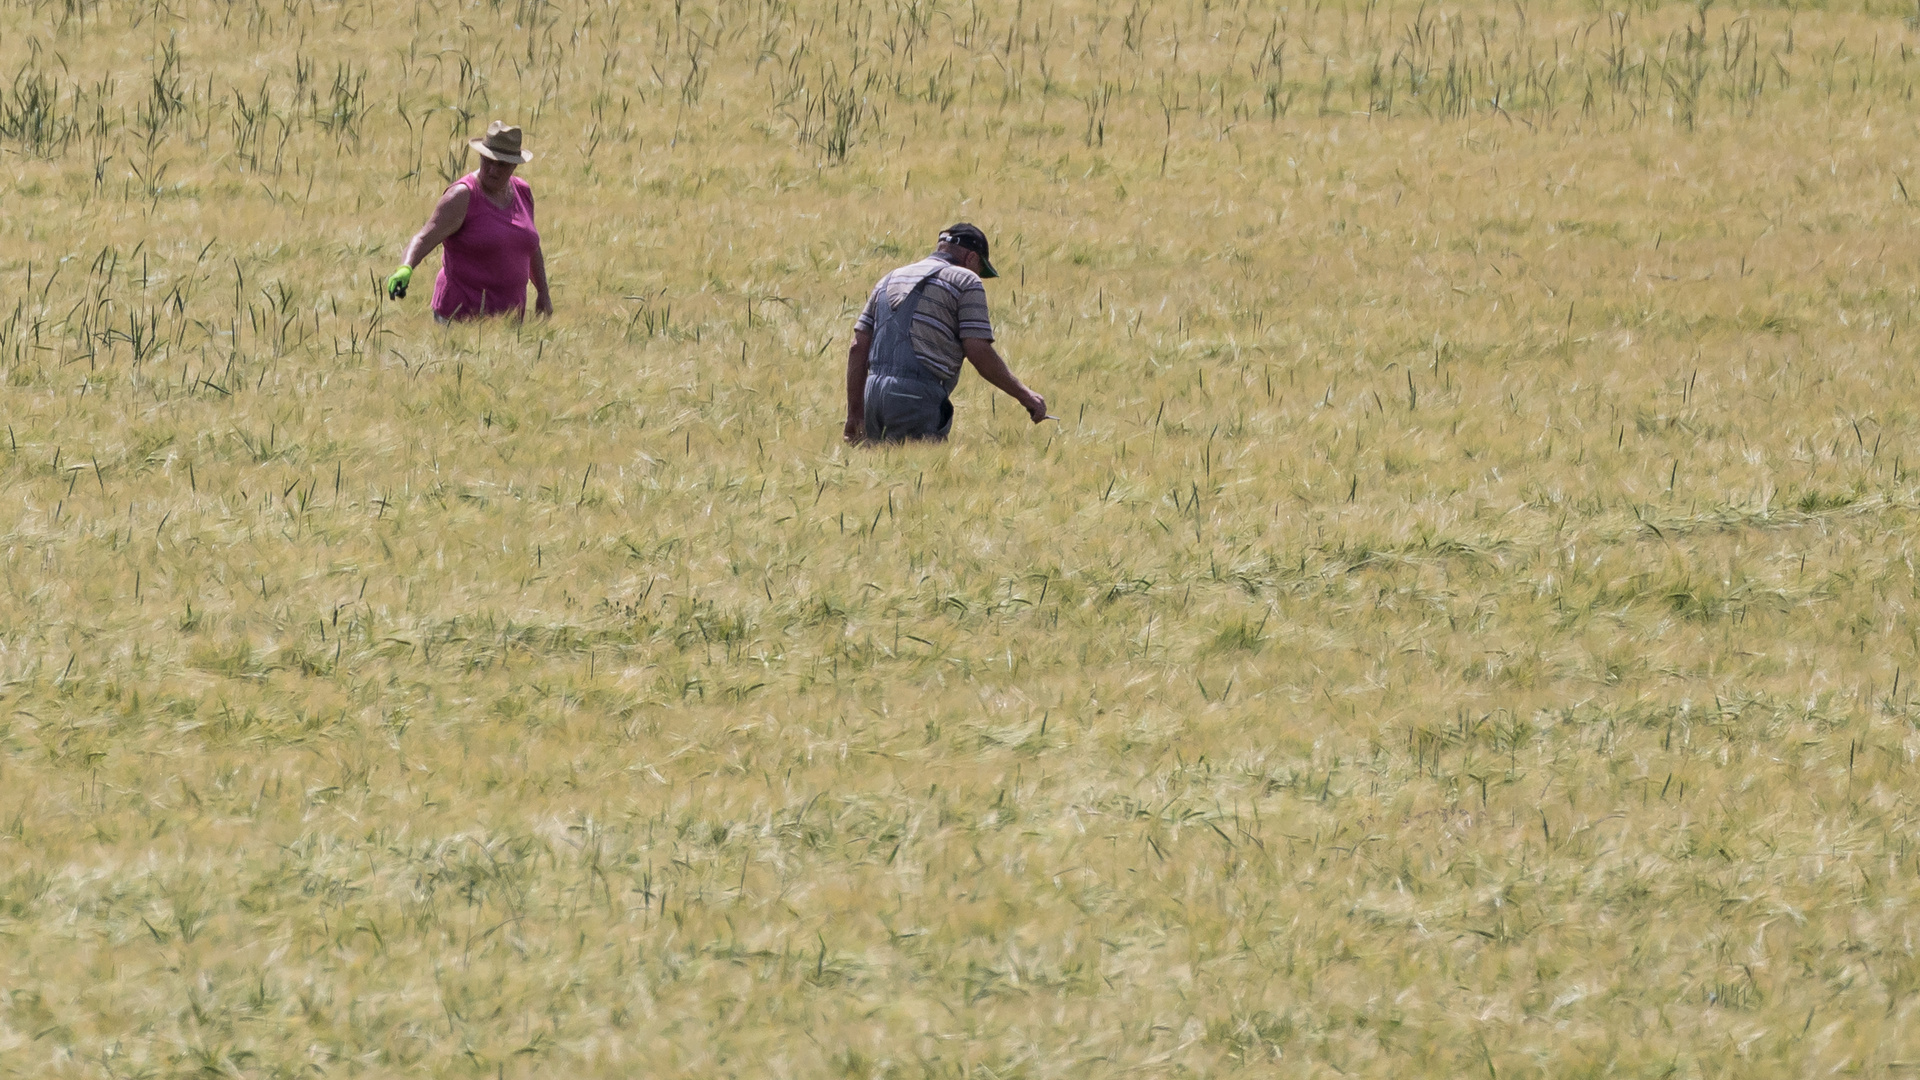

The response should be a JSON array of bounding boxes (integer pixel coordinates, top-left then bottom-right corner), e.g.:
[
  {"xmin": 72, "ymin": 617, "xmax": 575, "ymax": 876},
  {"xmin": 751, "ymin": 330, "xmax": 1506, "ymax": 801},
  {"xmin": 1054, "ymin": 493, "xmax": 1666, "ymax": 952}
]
[{"xmin": 863, "ymin": 270, "xmax": 955, "ymax": 442}]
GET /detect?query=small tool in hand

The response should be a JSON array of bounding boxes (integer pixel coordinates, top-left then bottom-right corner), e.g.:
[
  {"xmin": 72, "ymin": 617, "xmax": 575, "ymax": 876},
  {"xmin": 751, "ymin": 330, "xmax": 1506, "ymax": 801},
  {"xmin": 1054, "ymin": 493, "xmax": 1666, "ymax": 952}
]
[{"xmin": 385, "ymin": 265, "xmax": 412, "ymax": 300}]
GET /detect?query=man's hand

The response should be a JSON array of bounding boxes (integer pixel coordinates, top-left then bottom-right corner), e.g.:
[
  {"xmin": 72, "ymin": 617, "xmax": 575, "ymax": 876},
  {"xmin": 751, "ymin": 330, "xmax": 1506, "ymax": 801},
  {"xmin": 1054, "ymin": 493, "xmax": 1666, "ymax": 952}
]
[
  {"xmin": 1021, "ymin": 392, "xmax": 1048, "ymax": 424},
  {"xmin": 385, "ymin": 265, "xmax": 413, "ymax": 300},
  {"xmin": 963, "ymin": 338, "xmax": 1047, "ymax": 428},
  {"xmin": 534, "ymin": 292, "xmax": 553, "ymax": 318},
  {"xmin": 843, "ymin": 416, "xmax": 864, "ymax": 445}
]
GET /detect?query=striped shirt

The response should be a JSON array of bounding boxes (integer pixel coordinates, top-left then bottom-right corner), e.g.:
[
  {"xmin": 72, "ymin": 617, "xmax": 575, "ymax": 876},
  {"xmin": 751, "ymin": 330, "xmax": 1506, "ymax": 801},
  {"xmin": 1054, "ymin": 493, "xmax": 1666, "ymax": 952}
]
[{"xmin": 853, "ymin": 252, "xmax": 994, "ymax": 388}]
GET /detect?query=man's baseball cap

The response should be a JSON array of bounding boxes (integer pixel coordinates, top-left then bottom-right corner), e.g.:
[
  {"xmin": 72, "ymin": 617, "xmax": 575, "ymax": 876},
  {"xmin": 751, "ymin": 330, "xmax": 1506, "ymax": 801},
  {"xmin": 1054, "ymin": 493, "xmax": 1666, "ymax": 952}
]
[{"xmin": 940, "ymin": 223, "xmax": 998, "ymax": 278}]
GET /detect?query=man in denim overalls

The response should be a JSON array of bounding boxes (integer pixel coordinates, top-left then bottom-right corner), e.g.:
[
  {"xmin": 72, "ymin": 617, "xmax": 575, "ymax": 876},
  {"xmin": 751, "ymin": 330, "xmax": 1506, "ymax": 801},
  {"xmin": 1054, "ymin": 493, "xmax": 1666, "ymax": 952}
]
[{"xmin": 844, "ymin": 224, "xmax": 1048, "ymax": 444}]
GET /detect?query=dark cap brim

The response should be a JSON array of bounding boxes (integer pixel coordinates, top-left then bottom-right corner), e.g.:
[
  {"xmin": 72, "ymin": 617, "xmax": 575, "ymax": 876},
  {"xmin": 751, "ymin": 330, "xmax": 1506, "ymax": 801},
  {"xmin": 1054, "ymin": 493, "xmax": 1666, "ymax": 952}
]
[{"xmin": 977, "ymin": 255, "xmax": 999, "ymax": 279}]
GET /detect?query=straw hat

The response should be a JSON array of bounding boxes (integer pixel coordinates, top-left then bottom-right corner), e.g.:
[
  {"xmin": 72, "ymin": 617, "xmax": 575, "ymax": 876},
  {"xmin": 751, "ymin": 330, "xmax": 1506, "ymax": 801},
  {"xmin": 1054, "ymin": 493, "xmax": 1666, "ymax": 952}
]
[{"xmin": 470, "ymin": 121, "xmax": 531, "ymax": 164}]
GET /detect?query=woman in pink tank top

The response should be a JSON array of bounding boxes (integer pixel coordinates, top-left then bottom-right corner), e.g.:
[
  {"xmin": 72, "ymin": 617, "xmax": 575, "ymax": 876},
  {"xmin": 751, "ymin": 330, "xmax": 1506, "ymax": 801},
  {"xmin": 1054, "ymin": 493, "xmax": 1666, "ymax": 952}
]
[{"xmin": 386, "ymin": 122, "xmax": 551, "ymax": 322}]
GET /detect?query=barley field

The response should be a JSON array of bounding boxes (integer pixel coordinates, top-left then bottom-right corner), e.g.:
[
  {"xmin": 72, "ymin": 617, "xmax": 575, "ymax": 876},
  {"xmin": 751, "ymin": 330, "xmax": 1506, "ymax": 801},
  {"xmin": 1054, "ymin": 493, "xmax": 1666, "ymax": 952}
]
[{"xmin": 5, "ymin": 0, "xmax": 1920, "ymax": 1075}]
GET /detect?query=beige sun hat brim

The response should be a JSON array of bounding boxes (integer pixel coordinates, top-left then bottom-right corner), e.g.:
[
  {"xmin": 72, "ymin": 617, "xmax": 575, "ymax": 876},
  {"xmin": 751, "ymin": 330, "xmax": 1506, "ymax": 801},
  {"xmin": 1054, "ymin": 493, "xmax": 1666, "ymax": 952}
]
[{"xmin": 470, "ymin": 139, "xmax": 531, "ymax": 164}]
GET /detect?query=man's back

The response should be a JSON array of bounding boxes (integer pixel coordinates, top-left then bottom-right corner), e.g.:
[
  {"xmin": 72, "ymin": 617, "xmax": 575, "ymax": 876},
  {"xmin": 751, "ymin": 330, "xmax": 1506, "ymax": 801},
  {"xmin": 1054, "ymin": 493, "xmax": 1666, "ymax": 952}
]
[{"xmin": 854, "ymin": 253, "xmax": 994, "ymax": 392}]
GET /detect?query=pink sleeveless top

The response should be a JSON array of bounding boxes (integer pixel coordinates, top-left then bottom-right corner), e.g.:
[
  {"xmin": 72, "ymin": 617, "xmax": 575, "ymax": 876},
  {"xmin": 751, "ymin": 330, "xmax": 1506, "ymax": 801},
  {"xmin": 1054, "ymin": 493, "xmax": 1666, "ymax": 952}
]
[{"xmin": 432, "ymin": 173, "xmax": 538, "ymax": 320}]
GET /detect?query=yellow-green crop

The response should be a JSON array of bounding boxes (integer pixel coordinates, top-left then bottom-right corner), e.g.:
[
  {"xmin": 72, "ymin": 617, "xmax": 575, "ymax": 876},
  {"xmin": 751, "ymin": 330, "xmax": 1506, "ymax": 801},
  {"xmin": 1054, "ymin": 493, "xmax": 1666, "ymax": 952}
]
[{"xmin": 5, "ymin": 0, "xmax": 1920, "ymax": 1075}]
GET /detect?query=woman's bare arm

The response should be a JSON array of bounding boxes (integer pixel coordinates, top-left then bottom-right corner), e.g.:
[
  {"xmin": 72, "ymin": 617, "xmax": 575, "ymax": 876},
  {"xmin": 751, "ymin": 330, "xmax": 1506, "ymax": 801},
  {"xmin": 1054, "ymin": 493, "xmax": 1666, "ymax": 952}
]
[
  {"xmin": 530, "ymin": 241, "xmax": 551, "ymax": 316},
  {"xmin": 400, "ymin": 185, "xmax": 471, "ymax": 268}
]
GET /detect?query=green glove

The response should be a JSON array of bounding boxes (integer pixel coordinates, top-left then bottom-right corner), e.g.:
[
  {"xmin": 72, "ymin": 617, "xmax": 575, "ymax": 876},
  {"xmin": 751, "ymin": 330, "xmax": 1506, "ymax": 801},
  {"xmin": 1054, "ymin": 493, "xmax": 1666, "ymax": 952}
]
[{"xmin": 386, "ymin": 265, "xmax": 413, "ymax": 300}]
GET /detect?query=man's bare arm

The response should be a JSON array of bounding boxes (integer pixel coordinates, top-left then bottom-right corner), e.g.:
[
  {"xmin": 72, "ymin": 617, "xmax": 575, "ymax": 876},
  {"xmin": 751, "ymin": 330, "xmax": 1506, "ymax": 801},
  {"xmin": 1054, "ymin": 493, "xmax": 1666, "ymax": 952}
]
[
  {"xmin": 962, "ymin": 337, "xmax": 1046, "ymax": 422},
  {"xmin": 845, "ymin": 329, "xmax": 873, "ymax": 443}
]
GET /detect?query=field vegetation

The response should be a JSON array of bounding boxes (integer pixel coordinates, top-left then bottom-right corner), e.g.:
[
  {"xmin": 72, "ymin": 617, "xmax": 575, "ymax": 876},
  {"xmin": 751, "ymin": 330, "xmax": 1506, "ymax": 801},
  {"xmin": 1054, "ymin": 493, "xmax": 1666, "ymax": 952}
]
[{"xmin": 5, "ymin": 0, "xmax": 1920, "ymax": 1074}]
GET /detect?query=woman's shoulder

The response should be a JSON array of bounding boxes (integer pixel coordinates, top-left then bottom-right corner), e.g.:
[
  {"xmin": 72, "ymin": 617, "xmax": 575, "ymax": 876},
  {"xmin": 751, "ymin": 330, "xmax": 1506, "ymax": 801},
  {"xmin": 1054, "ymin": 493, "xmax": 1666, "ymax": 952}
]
[{"xmin": 436, "ymin": 176, "xmax": 475, "ymax": 208}]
